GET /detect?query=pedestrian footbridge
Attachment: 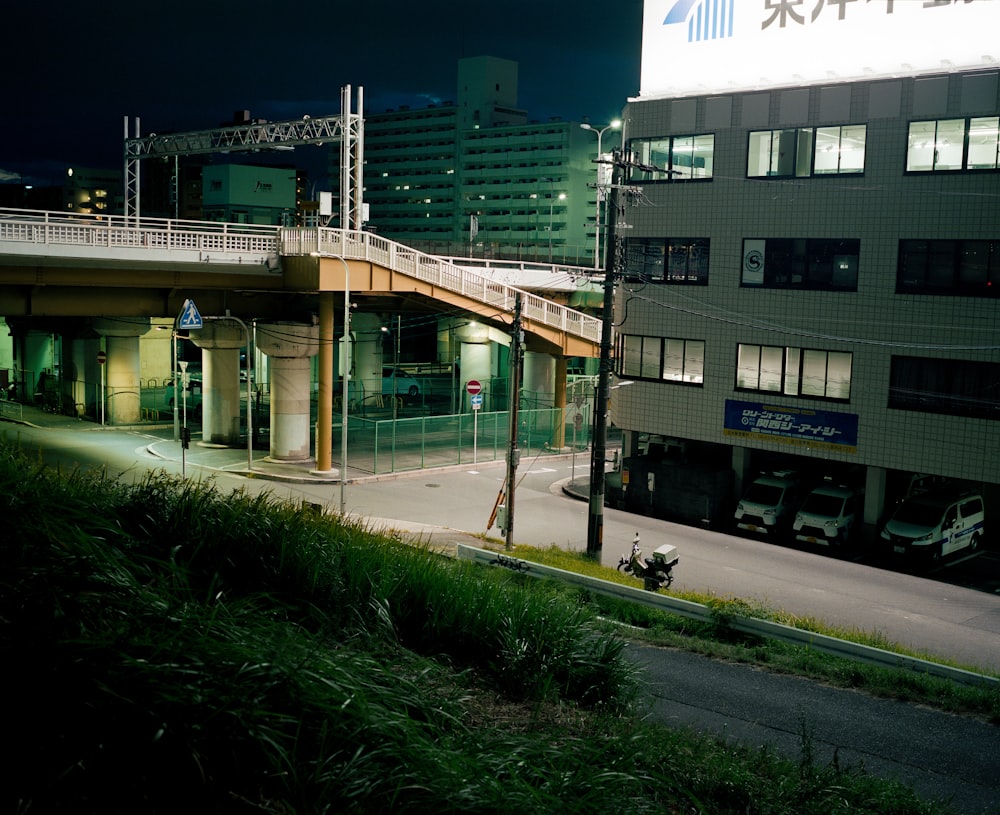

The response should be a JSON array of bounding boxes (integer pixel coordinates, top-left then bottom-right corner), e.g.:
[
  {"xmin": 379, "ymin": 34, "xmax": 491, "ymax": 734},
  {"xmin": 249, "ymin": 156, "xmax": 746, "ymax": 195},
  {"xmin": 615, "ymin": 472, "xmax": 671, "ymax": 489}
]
[{"xmin": 0, "ymin": 209, "xmax": 602, "ymax": 357}]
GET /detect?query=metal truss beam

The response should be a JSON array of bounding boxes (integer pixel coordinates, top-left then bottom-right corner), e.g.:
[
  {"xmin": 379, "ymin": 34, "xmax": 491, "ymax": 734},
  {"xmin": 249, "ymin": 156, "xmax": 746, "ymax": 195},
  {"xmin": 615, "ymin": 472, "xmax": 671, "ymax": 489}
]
[
  {"xmin": 123, "ymin": 86, "xmax": 364, "ymax": 226},
  {"xmin": 124, "ymin": 114, "xmax": 350, "ymax": 158}
]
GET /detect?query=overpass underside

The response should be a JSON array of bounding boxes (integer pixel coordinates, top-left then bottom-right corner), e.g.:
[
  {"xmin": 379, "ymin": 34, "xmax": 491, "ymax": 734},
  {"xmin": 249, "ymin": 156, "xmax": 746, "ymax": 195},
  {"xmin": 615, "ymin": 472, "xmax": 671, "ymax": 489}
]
[{"xmin": 0, "ymin": 253, "xmax": 600, "ymax": 360}]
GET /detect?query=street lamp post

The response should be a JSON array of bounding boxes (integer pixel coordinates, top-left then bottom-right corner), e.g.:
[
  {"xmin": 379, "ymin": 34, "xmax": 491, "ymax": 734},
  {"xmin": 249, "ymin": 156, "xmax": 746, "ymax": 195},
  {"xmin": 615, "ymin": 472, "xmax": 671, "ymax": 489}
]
[
  {"xmin": 340, "ymin": 258, "xmax": 351, "ymax": 516},
  {"xmin": 580, "ymin": 120, "xmax": 621, "ymax": 269}
]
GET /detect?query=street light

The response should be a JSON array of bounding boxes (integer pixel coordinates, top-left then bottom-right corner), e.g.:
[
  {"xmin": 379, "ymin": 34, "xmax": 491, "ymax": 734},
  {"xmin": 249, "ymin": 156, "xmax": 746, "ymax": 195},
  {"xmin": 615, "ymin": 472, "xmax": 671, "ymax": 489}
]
[
  {"xmin": 548, "ymin": 192, "xmax": 566, "ymax": 260},
  {"xmin": 580, "ymin": 119, "xmax": 621, "ymax": 269}
]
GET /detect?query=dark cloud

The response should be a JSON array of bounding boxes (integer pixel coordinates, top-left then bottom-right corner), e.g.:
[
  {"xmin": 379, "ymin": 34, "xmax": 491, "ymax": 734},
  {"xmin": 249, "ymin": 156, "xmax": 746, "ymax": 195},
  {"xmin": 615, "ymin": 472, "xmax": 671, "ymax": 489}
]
[{"xmin": 2, "ymin": 0, "xmax": 642, "ymax": 183}]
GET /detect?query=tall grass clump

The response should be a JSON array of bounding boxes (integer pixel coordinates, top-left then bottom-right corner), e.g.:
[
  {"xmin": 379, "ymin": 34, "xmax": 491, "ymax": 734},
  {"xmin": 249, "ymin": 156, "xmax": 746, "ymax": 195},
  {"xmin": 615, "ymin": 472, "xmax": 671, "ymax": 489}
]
[{"xmin": 0, "ymin": 439, "xmax": 966, "ymax": 814}]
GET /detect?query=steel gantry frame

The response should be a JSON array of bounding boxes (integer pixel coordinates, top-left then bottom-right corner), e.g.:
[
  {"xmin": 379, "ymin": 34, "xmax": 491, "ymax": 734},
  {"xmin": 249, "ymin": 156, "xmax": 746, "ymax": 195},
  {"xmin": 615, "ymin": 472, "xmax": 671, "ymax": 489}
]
[{"xmin": 123, "ymin": 84, "xmax": 364, "ymax": 230}]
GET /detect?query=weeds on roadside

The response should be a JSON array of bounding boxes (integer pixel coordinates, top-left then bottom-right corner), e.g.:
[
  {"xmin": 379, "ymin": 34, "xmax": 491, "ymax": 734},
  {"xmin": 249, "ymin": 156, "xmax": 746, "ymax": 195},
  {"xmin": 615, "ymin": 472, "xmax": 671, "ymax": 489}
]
[{"xmin": 0, "ymin": 440, "xmax": 965, "ymax": 814}]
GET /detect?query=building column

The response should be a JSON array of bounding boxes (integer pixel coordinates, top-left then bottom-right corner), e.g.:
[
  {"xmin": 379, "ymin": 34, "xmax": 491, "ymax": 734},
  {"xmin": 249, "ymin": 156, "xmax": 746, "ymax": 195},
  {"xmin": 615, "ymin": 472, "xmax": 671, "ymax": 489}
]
[
  {"xmin": 863, "ymin": 466, "xmax": 887, "ymax": 549},
  {"xmin": 91, "ymin": 317, "xmax": 151, "ymax": 425},
  {"xmin": 190, "ymin": 321, "xmax": 243, "ymax": 445},
  {"xmin": 255, "ymin": 322, "xmax": 319, "ymax": 462},
  {"xmin": 731, "ymin": 445, "xmax": 753, "ymax": 499}
]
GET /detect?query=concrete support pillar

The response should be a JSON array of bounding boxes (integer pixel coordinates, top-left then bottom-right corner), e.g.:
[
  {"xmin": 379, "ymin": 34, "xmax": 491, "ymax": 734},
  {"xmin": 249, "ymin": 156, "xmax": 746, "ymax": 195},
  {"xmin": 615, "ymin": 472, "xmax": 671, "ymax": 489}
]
[
  {"xmin": 351, "ymin": 313, "xmax": 383, "ymax": 410},
  {"xmin": 455, "ymin": 319, "xmax": 492, "ymax": 411},
  {"xmin": 255, "ymin": 322, "xmax": 319, "ymax": 463},
  {"xmin": 553, "ymin": 357, "xmax": 568, "ymax": 451},
  {"xmin": 523, "ymin": 351, "xmax": 555, "ymax": 407},
  {"xmin": 190, "ymin": 321, "xmax": 243, "ymax": 446},
  {"xmin": 316, "ymin": 293, "xmax": 334, "ymax": 473},
  {"xmin": 91, "ymin": 317, "xmax": 151, "ymax": 425},
  {"xmin": 65, "ymin": 334, "xmax": 95, "ymax": 418}
]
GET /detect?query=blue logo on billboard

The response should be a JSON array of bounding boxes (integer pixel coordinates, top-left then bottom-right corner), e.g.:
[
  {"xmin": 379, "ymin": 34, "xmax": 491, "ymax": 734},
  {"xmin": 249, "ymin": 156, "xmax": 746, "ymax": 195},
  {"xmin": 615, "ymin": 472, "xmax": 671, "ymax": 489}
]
[{"xmin": 664, "ymin": 0, "xmax": 735, "ymax": 41}]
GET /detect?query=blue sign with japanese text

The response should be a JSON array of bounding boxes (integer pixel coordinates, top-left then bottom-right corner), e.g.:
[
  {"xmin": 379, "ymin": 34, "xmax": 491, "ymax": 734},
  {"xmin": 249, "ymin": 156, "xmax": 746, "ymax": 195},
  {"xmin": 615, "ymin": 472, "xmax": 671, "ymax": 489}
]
[{"xmin": 723, "ymin": 399, "xmax": 858, "ymax": 453}]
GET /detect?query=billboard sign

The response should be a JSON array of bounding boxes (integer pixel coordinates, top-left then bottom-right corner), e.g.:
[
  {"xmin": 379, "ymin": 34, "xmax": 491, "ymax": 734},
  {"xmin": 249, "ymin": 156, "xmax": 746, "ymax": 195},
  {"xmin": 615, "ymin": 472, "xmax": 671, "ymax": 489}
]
[
  {"xmin": 640, "ymin": 0, "xmax": 1000, "ymax": 100},
  {"xmin": 723, "ymin": 399, "xmax": 858, "ymax": 453}
]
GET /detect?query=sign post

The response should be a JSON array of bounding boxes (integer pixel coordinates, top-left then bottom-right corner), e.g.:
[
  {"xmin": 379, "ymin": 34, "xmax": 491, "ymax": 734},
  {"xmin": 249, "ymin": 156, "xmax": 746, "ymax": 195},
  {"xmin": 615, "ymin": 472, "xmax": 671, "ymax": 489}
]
[
  {"xmin": 97, "ymin": 349, "xmax": 107, "ymax": 426},
  {"xmin": 467, "ymin": 380, "xmax": 482, "ymax": 464}
]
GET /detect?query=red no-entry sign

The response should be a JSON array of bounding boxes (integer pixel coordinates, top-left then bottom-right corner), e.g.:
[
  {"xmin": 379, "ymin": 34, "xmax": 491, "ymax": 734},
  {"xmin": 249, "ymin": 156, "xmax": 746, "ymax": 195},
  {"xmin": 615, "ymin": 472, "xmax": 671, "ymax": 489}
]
[
  {"xmin": 97, "ymin": 351, "xmax": 107, "ymax": 365},
  {"xmin": 466, "ymin": 380, "xmax": 482, "ymax": 395}
]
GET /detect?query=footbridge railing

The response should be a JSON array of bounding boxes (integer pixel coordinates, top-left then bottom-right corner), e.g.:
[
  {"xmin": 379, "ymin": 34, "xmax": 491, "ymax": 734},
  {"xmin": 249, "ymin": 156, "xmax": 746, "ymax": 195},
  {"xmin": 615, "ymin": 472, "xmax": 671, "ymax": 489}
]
[{"xmin": 279, "ymin": 227, "xmax": 603, "ymax": 345}]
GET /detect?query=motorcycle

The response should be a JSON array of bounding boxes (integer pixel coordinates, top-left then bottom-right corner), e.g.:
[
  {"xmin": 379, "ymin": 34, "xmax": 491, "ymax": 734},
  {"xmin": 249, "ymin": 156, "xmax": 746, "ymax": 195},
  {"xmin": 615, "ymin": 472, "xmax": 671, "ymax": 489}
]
[{"xmin": 617, "ymin": 533, "xmax": 678, "ymax": 592}]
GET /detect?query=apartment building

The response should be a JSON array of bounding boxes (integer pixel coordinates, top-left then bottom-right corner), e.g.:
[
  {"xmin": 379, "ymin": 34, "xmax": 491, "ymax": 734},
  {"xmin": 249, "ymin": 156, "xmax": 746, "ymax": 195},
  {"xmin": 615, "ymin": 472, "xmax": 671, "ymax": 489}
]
[{"xmin": 359, "ymin": 56, "xmax": 599, "ymax": 265}]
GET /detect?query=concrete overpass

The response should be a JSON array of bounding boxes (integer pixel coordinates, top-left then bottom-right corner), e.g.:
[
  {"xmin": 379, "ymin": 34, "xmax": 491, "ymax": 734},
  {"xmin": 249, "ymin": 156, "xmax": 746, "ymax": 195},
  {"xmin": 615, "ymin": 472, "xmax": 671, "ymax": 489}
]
[{"xmin": 0, "ymin": 208, "xmax": 604, "ymax": 473}]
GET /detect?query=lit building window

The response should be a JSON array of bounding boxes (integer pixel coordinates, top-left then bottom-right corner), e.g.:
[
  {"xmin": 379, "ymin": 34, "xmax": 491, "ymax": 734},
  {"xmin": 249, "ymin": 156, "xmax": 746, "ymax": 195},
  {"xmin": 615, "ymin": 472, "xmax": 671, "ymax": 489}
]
[
  {"xmin": 629, "ymin": 134, "xmax": 715, "ymax": 181},
  {"xmin": 906, "ymin": 117, "xmax": 999, "ymax": 172},
  {"xmin": 737, "ymin": 345, "xmax": 852, "ymax": 401},
  {"xmin": 748, "ymin": 124, "xmax": 866, "ymax": 178}
]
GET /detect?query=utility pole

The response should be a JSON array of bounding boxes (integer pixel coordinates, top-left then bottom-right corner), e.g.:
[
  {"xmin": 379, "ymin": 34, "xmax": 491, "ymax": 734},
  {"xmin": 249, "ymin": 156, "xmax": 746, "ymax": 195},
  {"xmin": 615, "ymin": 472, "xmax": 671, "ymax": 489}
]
[
  {"xmin": 505, "ymin": 293, "xmax": 523, "ymax": 551},
  {"xmin": 587, "ymin": 150, "xmax": 624, "ymax": 560}
]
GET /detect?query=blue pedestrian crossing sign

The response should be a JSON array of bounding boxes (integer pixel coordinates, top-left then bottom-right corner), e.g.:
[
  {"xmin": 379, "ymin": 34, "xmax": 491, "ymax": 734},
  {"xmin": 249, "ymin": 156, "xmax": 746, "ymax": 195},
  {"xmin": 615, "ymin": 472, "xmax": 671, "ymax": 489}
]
[{"xmin": 178, "ymin": 299, "xmax": 203, "ymax": 330}]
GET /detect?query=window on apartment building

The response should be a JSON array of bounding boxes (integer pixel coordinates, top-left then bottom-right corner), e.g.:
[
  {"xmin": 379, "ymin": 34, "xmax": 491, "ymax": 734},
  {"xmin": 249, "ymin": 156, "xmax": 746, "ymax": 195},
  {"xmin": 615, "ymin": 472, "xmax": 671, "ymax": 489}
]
[
  {"xmin": 906, "ymin": 117, "xmax": 1000, "ymax": 172},
  {"xmin": 629, "ymin": 134, "xmax": 715, "ymax": 181},
  {"xmin": 624, "ymin": 238, "xmax": 710, "ymax": 283},
  {"xmin": 889, "ymin": 356, "xmax": 1000, "ymax": 420},
  {"xmin": 897, "ymin": 239, "xmax": 999, "ymax": 297},
  {"xmin": 748, "ymin": 125, "xmax": 867, "ymax": 178},
  {"xmin": 619, "ymin": 335, "xmax": 705, "ymax": 385},
  {"xmin": 741, "ymin": 238, "xmax": 859, "ymax": 290},
  {"xmin": 737, "ymin": 344, "xmax": 852, "ymax": 401}
]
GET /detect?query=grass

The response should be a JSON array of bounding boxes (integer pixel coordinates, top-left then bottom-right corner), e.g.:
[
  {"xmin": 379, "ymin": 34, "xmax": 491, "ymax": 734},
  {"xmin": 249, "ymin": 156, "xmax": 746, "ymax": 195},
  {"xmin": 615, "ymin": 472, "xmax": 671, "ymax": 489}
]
[
  {"xmin": 0, "ymin": 437, "xmax": 977, "ymax": 814},
  {"xmin": 509, "ymin": 544, "xmax": 1000, "ymax": 723}
]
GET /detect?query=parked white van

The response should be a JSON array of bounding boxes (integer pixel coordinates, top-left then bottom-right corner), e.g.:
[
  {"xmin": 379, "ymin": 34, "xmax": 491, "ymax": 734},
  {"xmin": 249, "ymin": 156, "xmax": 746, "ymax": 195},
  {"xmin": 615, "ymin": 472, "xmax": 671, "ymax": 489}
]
[
  {"xmin": 792, "ymin": 482, "xmax": 860, "ymax": 547},
  {"xmin": 880, "ymin": 489, "xmax": 985, "ymax": 563},
  {"xmin": 734, "ymin": 471, "xmax": 802, "ymax": 537}
]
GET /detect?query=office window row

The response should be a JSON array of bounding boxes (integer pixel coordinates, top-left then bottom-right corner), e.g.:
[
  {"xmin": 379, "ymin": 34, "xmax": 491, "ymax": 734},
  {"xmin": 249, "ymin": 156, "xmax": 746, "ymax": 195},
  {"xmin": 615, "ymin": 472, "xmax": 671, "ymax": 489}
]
[
  {"xmin": 618, "ymin": 335, "xmax": 705, "ymax": 385},
  {"xmin": 906, "ymin": 117, "xmax": 1000, "ymax": 172},
  {"xmin": 616, "ymin": 336, "xmax": 852, "ymax": 401},
  {"xmin": 737, "ymin": 345, "xmax": 852, "ymax": 401},
  {"xmin": 628, "ymin": 135, "xmax": 715, "ymax": 181},
  {"xmin": 889, "ymin": 357, "xmax": 1000, "ymax": 420},
  {"xmin": 742, "ymin": 238, "xmax": 859, "ymax": 290},
  {"xmin": 630, "ymin": 116, "xmax": 1000, "ymax": 183},
  {"xmin": 616, "ymin": 342, "xmax": 999, "ymax": 419},
  {"xmin": 748, "ymin": 125, "xmax": 867, "ymax": 178},
  {"xmin": 620, "ymin": 237, "xmax": 1000, "ymax": 297},
  {"xmin": 897, "ymin": 239, "xmax": 999, "ymax": 297},
  {"xmin": 624, "ymin": 238, "xmax": 710, "ymax": 284}
]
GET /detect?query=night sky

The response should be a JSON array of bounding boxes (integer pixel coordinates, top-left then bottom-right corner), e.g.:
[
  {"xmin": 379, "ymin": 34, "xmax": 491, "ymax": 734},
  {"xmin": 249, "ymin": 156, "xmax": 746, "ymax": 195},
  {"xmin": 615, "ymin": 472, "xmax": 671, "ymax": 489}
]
[{"xmin": 2, "ymin": 0, "xmax": 644, "ymax": 185}]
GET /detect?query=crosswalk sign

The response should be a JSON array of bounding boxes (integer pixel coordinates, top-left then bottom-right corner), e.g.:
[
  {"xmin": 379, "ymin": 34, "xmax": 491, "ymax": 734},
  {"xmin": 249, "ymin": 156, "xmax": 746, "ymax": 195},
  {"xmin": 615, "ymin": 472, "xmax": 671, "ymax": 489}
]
[{"xmin": 178, "ymin": 299, "xmax": 203, "ymax": 330}]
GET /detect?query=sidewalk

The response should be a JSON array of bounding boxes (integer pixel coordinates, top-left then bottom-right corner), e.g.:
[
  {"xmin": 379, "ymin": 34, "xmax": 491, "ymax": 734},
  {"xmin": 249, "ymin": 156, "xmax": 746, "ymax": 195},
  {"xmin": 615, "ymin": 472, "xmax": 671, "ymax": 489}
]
[
  {"xmin": 1, "ymin": 402, "xmax": 591, "ymax": 555},
  {"xmin": 2, "ymin": 401, "xmax": 596, "ymax": 495}
]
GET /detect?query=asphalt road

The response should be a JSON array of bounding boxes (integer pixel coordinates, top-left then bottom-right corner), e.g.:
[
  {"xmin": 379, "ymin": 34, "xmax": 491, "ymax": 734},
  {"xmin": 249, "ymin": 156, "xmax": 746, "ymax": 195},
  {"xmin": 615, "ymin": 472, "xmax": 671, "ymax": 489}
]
[{"xmin": 3, "ymin": 417, "xmax": 999, "ymax": 814}]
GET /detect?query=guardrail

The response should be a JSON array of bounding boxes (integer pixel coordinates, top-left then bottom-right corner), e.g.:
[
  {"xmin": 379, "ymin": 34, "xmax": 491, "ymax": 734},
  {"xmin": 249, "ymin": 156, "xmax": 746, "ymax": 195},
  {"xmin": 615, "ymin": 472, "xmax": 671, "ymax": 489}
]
[
  {"xmin": 456, "ymin": 543, "xmax": 999, "ymax": 689},
  {"xmin": 280, "ymin": 227, "xmax": 603, "ymax": 345},
  {"xmin": 0, "ymin": 207, "xmax": 279, "ymax": 257}
]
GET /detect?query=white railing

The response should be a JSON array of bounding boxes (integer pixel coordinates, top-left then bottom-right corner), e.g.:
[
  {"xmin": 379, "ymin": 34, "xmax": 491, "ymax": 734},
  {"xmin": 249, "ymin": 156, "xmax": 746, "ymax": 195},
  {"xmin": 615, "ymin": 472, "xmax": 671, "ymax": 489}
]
[
  {"xmin": 0, "ymin": 208, "xmax": 280, "ymax": 256},
  {"xmin": 280, "ymin": 227, "xmax": 603, "ymax": 344}
]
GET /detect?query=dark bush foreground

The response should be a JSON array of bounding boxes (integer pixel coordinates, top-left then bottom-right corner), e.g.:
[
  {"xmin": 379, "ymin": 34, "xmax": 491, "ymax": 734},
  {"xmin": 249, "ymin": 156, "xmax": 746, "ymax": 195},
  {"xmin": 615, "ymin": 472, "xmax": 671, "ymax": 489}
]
[{"xmin": 0, "ymin": 440, "xmax": 954, "ymax": 814}]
